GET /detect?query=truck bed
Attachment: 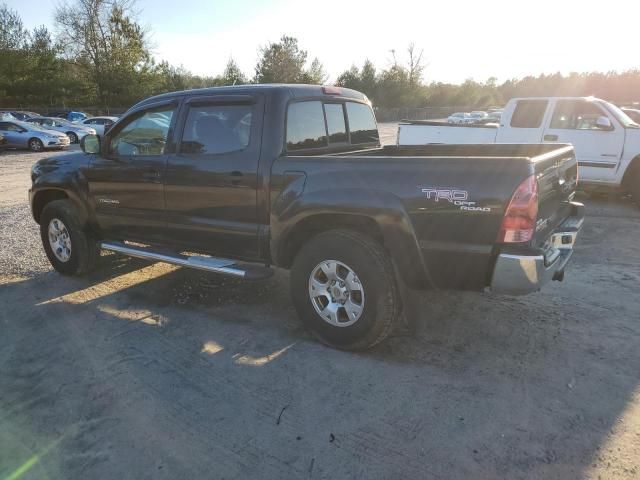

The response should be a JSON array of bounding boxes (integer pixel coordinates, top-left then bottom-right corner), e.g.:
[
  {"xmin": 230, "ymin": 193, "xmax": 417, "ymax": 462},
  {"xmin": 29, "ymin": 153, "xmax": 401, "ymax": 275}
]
[
  {"xmin": 398, "ymin": 122, "xmax": 499, "ymax": 145},
  {"xmin": 274, "ymin": 143, "xmax": 578, "ymax": 290}
]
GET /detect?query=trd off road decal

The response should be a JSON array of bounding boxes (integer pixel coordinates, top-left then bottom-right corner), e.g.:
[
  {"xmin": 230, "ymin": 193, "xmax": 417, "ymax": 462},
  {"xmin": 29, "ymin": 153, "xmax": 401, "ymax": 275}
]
[{"xmin": 420, "ymin": 187, "xmax": 491, "ymax": 212}]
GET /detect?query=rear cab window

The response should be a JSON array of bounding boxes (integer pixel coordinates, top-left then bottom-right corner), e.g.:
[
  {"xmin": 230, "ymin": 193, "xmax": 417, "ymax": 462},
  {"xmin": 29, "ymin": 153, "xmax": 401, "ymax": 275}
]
[
  {"xmin": 510, "ymin": 100, "xmax": 549, "ymax": 128},
  {"xmin": 286, "ymin": 99, "xmax": 378, "ymax": 152}
]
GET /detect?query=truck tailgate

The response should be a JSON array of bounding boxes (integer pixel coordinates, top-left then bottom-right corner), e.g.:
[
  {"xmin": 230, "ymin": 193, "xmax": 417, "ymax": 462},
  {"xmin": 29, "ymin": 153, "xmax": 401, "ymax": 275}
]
[{"xmin": 530, "ymin": 145, "xmax": 579, "ymax": 245}]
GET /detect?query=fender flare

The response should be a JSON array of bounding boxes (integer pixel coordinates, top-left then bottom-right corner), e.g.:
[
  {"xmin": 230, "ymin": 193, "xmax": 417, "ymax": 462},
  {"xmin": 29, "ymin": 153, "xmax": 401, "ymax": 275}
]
[{"xmin": 271, "ymin": 187, "xmax": 433, "ymax": 289}]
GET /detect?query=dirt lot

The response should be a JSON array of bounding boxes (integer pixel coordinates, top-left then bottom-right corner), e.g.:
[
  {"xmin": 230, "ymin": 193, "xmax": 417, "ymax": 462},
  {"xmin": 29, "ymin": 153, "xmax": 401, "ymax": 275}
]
[{"xmin": 1, "ymin": 133, "xmax": 639, "ymax": 479}]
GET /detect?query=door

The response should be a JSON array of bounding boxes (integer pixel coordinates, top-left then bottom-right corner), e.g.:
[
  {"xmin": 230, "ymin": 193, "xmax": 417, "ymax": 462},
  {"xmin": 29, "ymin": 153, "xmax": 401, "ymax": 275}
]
[
  {"xmin": 543, "ymin": 99, "xmax": 624, "ymax": 182},
  {"xmin": 0, "ymin": 121, "xmax": 29, "ymax": 147},
  {"xmin": 163, "ymin": 95, "xmax": 263, "ymax": 260},
  {"xmin": 86, "ymin": 102, "xmax": 178, "ymax": 242}
]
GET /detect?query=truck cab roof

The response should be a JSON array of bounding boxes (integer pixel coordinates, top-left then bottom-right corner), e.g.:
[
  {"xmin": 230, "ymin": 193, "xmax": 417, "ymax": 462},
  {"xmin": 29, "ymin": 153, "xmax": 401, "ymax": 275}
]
[{"xmin": 133, "ymin": 84, "xmax": 370, "ymax": 110}]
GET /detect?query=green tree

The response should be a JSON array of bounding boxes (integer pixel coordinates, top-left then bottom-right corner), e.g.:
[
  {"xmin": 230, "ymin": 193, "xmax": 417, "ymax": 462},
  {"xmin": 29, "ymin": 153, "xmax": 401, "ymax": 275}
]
[
  {"xmin": 55, "ymin": 0, "xmax": 156, "ymax": 106},
  {"xmin": 301, "ymin": 57, "xmax": 328, "ymax": 84},
  {"xmin": 254, "ymin": 35, "xmax": 307, "ymax": 83},
  {"xmin": 220, "ymin": 57, "xmax": 248, "ymax": 85}
]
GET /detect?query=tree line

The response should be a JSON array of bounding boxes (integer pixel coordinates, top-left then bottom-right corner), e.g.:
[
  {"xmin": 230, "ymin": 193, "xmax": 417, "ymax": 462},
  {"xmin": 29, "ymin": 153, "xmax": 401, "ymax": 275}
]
[{"xmin": 1, "ymin": 0, "xmax": 639, "ymax": 111}]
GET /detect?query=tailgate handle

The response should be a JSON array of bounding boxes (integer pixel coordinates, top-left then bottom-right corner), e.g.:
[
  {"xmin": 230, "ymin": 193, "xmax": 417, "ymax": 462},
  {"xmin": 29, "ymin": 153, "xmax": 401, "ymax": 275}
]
[{"xmin": 544, "ymin": 134, "xmax": 559, "ymax": 142}]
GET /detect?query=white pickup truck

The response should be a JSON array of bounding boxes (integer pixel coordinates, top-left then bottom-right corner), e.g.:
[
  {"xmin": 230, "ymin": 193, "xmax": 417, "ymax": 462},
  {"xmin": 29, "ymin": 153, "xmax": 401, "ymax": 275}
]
[{"xmin": 398, "ymin": 97, "xmax": 640, "ymax": 199}]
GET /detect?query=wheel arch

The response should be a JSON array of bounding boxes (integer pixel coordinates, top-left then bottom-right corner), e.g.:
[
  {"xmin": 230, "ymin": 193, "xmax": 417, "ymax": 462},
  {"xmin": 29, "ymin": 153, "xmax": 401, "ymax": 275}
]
[
  {"xmin": 272, "ymin": 193, "xmax": 432, "ymax": 289},
  {"xmin": 621, "ymin": 154, "xmax": 640, "ymax": 190},
  {"xmin": 31, "ymin": 188, "xmax": 88, "ymax": 226}
]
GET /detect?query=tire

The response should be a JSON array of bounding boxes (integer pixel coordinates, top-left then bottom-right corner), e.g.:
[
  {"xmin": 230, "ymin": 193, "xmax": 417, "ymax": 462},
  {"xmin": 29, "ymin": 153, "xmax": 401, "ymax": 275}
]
[
  {"xmin": 66, "ymin": 132, "xmax": 78, "ymax": 144},
  {"xmin": 625, "ymin": 161, "xmax": 640, "ymax": 203},
  {"xmin": 29, "ymin": 138, "xmax": 44, "ymax": 152},
  {"xmin": 40, "ymin": 199, "xmax": 99, "ymax": 276},
  {"xmin": 290, "ymin": 229, "xmax": 400, "ymax": 350}
]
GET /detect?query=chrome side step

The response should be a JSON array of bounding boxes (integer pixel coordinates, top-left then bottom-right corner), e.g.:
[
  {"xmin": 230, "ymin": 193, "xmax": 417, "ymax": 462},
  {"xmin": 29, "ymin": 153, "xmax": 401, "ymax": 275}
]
[{"xmin": 100, "ymin": 241, "xmax": 273, "ymax": 280}]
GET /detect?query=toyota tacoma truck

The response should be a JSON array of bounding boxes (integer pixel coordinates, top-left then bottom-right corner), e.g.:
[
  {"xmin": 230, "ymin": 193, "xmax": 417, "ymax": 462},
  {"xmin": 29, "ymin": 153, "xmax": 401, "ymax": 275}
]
[
  {"xmin": 29, "ymin": 85, "xmax": 584, "ymax": 350},
  {"xmin": 398, "ymin": 96, "xmax": 640, "ymax": 200}
]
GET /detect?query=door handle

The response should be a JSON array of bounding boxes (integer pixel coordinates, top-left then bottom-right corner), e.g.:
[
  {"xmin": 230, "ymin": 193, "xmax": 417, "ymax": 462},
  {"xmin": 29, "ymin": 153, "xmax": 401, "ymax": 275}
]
[
  {"xmin": 142, "ymin": 170, "xmax": 161, "ymax": 182},
  {"xmin": 228, "ymin": 171, "xmax": 243, "ymax": 186},
  {"xmin": 544, "ymin": 134, "xmax": 559, "ymax": 141}
]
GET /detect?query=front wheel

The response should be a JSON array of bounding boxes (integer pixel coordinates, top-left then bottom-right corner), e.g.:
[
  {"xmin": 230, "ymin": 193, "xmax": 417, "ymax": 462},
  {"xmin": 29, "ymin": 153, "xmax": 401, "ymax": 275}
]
[
  {"xmin": 29, "ymin": 138, "xmax": 44, "ymax": 152},
  {"xmin": 40, "ymin": 200, "xmax": 99, "ymax": 276},
  {"xmin": 290, "ymin": 230, "xmax": 400, "ymax": 350},
  {"xmin": 66, "ymin": 132, "xmax": 78, "ymax": 144}
]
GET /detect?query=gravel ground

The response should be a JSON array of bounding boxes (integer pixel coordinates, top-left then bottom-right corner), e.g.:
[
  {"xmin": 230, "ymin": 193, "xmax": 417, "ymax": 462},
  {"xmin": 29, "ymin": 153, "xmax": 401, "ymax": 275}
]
[{"xmin": 1, "ymin": 135, "xmax": 639, "ymax": 480}]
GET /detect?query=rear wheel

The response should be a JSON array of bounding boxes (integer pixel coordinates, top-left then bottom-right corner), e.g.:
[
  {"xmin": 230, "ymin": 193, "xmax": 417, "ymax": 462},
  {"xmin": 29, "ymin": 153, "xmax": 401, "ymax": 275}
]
[
  {"xmin": 290, "ymin": 229, "xmax": 400, "ymax": 350},
  {"xmin": 29, "ymin": 138, "xmax": 44, "ymax": 152},
  {"xmin": 66, "ymin": 132, "xmax": 78, "ymax": 144},
  {"xmin": 40, "ymin": 200, "xmax": 99, "ymax": 276}
]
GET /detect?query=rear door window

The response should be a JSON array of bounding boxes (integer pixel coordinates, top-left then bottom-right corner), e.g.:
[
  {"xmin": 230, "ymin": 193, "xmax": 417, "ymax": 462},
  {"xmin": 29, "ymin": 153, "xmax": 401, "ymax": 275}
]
[
  {"xmin": 346, "ymin": 102, "xmax": 379, "ymax": 144},
  {"xmin": 324, "ymin": 103, "xmax": 347, "ymax": 144},
  {"xmin": 180, "ymin": 104, "xmax": 252, "ymax": 154},
  {"xmin": 286, "ymin": 101, "xmax": 327, "ymax": 151},
  {"xmin": 510, "ymin": 100, "xmax": 548, "ymax": 128}
]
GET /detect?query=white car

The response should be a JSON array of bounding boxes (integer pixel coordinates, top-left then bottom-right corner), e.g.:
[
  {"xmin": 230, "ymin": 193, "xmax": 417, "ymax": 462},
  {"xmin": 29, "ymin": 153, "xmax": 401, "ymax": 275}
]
[
  {"xmin": 447, "ymin": 112, "xmax": 471, "ymax": 124},
  {"xmin": 468, "ymin": 111, "xmax": 488, "ymax": 123},
  {"xmin": 398, "ymin": 96, "xmax": 640, "ymax": 199},
  {"xmin": 82, "ymin": 116, "xmax": 119, "ymax": 137}
]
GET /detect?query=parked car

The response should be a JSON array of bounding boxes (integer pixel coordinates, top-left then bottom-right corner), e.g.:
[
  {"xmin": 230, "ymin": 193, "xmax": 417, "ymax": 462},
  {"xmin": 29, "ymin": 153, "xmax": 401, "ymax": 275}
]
[
  {"xmin": 621, "ymin": 107, "xmax": 640, "ymax": 124},
  {"xmin": 29, "ymin": 84, "xmax": 583, "ymax": 350},
  {"xmin": 398, "ymin": 96, "xmax": 640, "ymax": 200},
  {"xmin": 26, "ymin": 116, "xmax": 96, "ymax": 143},
  {"xmin": 468, "ymin": 111, "xmax": 489, "ymax": 124},
  {"xmin": 487, "ymin": 111, "xmax": 502, "ymax": 121},
  {"xmin": 81, "ymin": 116, "xmax": 118, "ymax": 137},
  {"xmin": 0, "ymin": 120, "xmax": 70, "ymax": 151},
  {"xmin": 49, "ymin": 111, "xmax": 89, "ymax": 123},
  {"xmin": 0, "ymin": 110, "xmax": 39, "ymax": 121},
  {"xmin": 447, "ymin": 112, "xmax": 471, "ymax": 124},
  {"xmin": 0, "ymin": 132, "xmax": 6, "ymax": 151}
]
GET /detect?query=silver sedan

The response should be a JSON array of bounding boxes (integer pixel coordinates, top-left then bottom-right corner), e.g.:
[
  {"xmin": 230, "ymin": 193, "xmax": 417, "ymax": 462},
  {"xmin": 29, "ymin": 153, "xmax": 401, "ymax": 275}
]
[
  {"xmin": 26, "ymin": 116, "xmax": 96, "ymax": 144},
  {"xmin": 81, "ymin": 116, "xmax": 119, "ymax": 137},
  {"xmin": 0, "ymin": 120, "xmax": 70, "ymax": 151}
]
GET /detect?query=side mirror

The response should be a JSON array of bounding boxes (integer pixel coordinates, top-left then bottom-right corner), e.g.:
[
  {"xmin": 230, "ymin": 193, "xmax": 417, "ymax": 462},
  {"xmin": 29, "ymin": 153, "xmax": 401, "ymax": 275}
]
[
  {"xmin": 596, "ymin": 116, "xmax": 613, "ymax": 131},
  {"xmin": 81, "ymin": 134, "xmax": 101, "ymax": 154}
]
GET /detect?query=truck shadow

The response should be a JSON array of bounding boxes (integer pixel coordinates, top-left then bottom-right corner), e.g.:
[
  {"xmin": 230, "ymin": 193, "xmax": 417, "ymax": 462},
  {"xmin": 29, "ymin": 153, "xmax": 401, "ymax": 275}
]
[{"xmin": 2, "ymin": 222, "xmax": 639, "ymax": 478}]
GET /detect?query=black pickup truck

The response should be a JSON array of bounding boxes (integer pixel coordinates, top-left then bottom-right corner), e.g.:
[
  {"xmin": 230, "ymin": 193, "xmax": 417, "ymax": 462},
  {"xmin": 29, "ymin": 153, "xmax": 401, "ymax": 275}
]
[{"xmin": 29, "ymin": 84, "xmax": 584, "ymax": 350}]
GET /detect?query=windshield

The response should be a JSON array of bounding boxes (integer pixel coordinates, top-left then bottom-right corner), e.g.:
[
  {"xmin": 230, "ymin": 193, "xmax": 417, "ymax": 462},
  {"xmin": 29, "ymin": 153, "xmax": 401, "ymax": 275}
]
[
  {"xmin": 18, "ymin": 120, "xmax": 53, "ymax": 133},
  {"xmin": 50, "ymin": 117, "xmax": 74, "ymax": 126},
  {"xmin": 601, "ymin": 101, "xmax": 640, "ymax": 128}
]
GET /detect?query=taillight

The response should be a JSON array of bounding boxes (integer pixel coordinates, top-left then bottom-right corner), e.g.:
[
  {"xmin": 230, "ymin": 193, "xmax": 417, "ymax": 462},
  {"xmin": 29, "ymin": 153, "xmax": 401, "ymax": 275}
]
[
  {"xmin": 322, "ymin": 86, "xmax": 342, "ymax": 95},
  {"xmin": 497, "ymin": 175, "xmax": 538, "ymax": 243}
]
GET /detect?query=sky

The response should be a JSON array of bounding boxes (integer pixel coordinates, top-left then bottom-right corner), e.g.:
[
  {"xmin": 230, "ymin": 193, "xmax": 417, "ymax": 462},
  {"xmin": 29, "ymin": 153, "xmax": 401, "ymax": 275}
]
[{"xmin": 8, "ymin": 0, "xmax": 640, "ymax": 84}]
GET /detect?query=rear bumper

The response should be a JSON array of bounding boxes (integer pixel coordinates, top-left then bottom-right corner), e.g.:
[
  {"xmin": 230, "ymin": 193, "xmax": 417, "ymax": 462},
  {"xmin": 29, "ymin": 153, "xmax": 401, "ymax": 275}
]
[{"xmin": 490, "ymin": 202, "xmax": 585, "ymax": 295}]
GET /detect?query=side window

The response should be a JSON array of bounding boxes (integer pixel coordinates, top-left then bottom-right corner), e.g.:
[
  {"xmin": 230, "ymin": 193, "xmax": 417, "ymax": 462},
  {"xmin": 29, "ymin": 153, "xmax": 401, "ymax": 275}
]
[
  {"xmin": 180, "ymin": 104, "xmax": 252, "ymax": 155},
  {"xmin": 1, "ymin": 123, "xmax": 21, "ymax": 132},
  {"xmin": 286, "ymin": 101, "xmax": 327, "ymax": 151},
  {"xmin": 324, "ymin": 103, "xmax": 347, "ymax": 143},
  {"xmin": 109, "ymin": 106, "xmax": 175, "ymax": 156},
  {"xmin": 346, "ymin": 102, "xmax": 379, "ymax": 144},
  {"xmin": 550, "ymin": 100, "xmax": 608, "ymax": 130},
  {"xmin": 510, "ymin": 100, "xmax": 548, "ymax": 128}
]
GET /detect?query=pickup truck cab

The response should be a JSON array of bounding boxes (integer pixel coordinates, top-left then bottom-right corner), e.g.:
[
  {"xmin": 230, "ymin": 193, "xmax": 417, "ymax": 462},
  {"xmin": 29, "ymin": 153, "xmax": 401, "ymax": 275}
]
[
  {"xmin": 398, "ymin": 97, "xmax": 640, "ymax": 199},
  {"xmin": 29, "ymin": 85, "xmax": 584, "ymax": 350}
]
